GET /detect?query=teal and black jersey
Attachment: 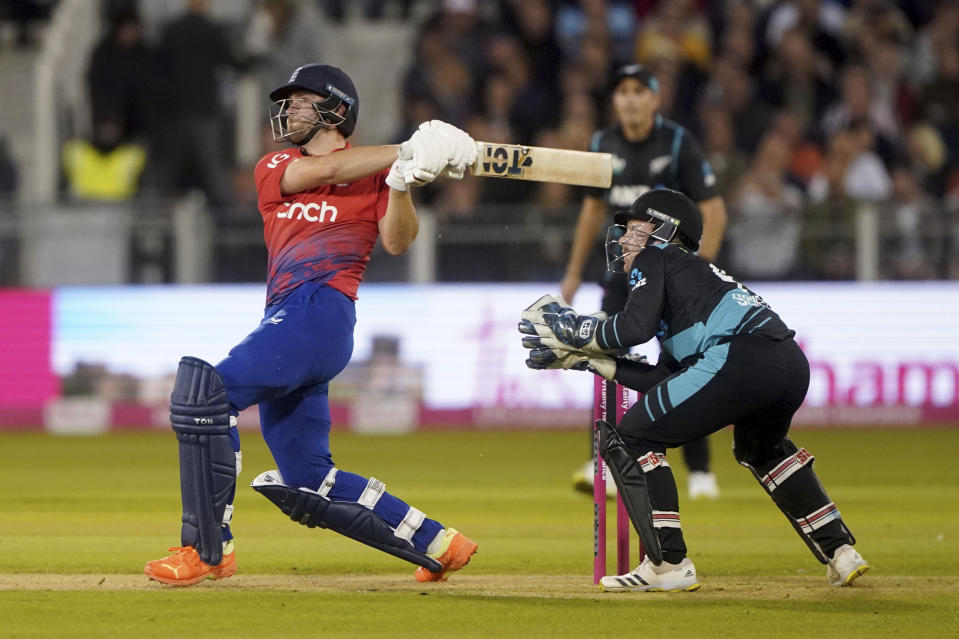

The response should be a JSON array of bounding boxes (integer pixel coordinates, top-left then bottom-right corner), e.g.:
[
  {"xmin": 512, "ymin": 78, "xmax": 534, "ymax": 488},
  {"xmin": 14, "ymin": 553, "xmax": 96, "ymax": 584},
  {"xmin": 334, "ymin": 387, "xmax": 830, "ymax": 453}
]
[
  {"xmin": 593, "ymin": 243, "xmax": 794, "ymax": 363},
  {"xmin": 584, "ymin": 116, "xmax": 718, "ymax": 209}
]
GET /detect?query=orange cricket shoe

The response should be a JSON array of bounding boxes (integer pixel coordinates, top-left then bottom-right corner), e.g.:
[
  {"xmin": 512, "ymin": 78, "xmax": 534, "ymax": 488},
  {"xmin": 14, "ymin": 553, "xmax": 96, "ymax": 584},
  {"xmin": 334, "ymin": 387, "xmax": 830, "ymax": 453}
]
[
  {"xmin": 414, "ymin": 528, "xmax": 478, "ymax": 582},
  {"xmin": 144, "ymin": 543, "xmax": 237, "ymax": 586}
]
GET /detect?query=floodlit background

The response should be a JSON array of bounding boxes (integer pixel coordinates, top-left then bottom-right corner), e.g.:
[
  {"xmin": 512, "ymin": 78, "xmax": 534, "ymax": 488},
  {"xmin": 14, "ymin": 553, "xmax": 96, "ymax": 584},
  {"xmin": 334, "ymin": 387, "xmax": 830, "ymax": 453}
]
[
  {"xmin": 0, "ymin": 0, "xmax": 957, "ymax": 432},
  {"xmin": 1, "ymin": 2, "xmax": 958, "ymax": 636}
]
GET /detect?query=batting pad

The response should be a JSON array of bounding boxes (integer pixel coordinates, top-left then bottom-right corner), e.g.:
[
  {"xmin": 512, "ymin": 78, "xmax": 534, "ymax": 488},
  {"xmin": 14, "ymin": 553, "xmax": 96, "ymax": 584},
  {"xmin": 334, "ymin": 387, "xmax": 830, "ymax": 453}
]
[{"xmin": 170, "ymin": 356, "xmax": 236, "ymax": 567}]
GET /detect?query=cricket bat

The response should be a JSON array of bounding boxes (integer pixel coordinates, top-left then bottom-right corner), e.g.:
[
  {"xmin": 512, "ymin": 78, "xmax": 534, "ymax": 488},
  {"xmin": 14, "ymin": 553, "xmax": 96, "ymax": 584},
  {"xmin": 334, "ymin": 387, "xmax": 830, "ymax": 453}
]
[{"xmin": 471, "ymin": 142, "xmax": 613, "ymax": 188}]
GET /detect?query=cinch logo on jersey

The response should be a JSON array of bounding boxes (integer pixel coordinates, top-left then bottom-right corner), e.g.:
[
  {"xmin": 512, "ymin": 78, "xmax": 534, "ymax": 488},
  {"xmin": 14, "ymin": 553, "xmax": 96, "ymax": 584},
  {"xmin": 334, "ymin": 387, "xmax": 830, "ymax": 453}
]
[
  {"xmin": 610, "ymin": 184, "xmax": 650, "ymax": 207},
  {"xmin": 276, "ymin": 201, "xmax": 338, "ymax": 222}
]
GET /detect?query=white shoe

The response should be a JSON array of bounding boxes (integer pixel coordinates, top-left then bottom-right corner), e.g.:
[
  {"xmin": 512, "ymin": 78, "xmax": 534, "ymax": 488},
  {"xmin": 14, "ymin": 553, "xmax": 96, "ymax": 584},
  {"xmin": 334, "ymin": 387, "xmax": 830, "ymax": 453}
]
[
  {"xmin": 572, "ymin": 459, "xmax": 617, "ymax": 499},
  {"xmin": 826, "ymin": 544, "xmax": 870, "ymax": 586},
  {"xmin": 600, "ymin": 556, "xmax": 700, "ymax": 592},
  {"xmin": 687, "ymin": 471, "xmax": 719, "ymax": 499}
]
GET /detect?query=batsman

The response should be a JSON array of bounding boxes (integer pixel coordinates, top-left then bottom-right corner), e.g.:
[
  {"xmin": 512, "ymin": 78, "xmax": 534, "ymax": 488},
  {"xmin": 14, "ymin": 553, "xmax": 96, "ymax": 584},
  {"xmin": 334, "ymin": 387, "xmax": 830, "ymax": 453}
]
[
  {"xmin": 145, "ymin": 64, "xmax": 478, "ymax": 586},
  {"xmin": 520, "ymin": 188, "xmax": 870, "ymax": 592}
]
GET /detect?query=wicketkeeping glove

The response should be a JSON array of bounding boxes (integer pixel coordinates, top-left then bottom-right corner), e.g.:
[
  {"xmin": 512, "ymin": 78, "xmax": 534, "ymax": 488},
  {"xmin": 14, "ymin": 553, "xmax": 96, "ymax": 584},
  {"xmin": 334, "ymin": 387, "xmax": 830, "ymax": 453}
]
[
  {"xmin": 519, "ymin": 294, "xmax": 609, "ymax": 353},
  {"xmin": 521, "ymin": 332, "xmax": 617, "ymax": 380}
]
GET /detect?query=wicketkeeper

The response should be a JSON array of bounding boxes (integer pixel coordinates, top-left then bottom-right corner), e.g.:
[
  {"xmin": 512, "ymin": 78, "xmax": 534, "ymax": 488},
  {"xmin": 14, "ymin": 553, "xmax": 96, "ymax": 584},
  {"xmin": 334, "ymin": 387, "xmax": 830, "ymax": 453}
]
[
  {"xmin": 520, "ymin": 188, "xmax": 869, "ymax": 592},
  {"xmin": 145, "ymin": 63, "xmax": 478, "ymax": 586}
]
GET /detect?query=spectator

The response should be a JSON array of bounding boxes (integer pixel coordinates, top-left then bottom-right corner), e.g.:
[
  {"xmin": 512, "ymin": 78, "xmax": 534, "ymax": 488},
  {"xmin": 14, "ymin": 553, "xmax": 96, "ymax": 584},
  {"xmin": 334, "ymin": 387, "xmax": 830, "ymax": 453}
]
[
  {"xmin": 762, "ymin": 0, "xmax": 847, "ymax": 73},
  {"xmin": 699, "ymin": 104, "xmax": 748, "ymax": 198},
  {"xmin": 634, "ymin": 0, "xmax": 713, "ymax": 72},
  {"xmin": 495, "ymin": 0, "xmax": 563, "ymax": 142},
  {"xmin": 0, "ymin": 0, "xmax": 54, "ymax": 48},
  {"xmin": 726, "ymin": 130, "xmax": 805, "ymax": 280},
  {"xmin": 819, "ymin": 63, "xmax": 899, "ymax": 165},
  {"xmin": 146, "ymin": 0, "xmax": 242, "ymax": 206},
  {"xmin": 0, "ymin": 135, "xmax": 17, "ymax": 202},
  {"xmin": 702, "ymin": 55, "xmax": 772, "ymax": 154},
  {"xmin": 801, "ymin": 129, "xmax": 859, "ymax": 279},
  {"xmin": 245, "ymin": 0, "xmax": 324, "ymax": 99},
  {"xmin": 402, "ymin": 19, "xmax": 475, "ymax": 129},
  {"xmin": 907, "ymin": 1, "xmax": 959, "ymax": 87},
  {"xmin": 759, "ymin": 27, "xmax": 836, "ymax": 135},
  {"xmin": 87, "ymin": 5, "xmax": 155, "ymax": 142},
  {"xmin": 555, "ymin": 0, "xmax": 636, "ymax": 66},
  {"xmin": 61, "ymin": 114, "xmax": 147, "ymax": 202},
  {"xmin": 879, "ymin": 164, "xmax": 943, "ymax": 279},
  {"xmin": 809, "ymin": 120, "xmax": 892, "ymax": 204},
  {"xmin": 915, "ymin": 43, "xmax": 959, "ymax": 171},
  {"xmin": 905, "ymin": 122, "xmax": 949, "ymax": 200}
]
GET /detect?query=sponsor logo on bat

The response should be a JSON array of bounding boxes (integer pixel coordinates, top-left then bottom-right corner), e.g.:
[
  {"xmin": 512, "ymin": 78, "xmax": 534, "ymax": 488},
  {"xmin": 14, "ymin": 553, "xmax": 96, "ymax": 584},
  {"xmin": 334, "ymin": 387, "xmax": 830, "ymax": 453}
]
[{"xmin": 482, "ymin": 145, "xmax": 534, "ymax": 177}]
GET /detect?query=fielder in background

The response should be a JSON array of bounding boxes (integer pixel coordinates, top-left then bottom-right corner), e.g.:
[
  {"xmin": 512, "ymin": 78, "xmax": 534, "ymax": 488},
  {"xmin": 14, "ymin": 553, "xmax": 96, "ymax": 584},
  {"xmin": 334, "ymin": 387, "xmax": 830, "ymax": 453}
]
[
  {"xmin": 562, "ymin": 65, "xmax": 728, "ymax": 501},
  {"xmin": 145, "ymin": 63, "xmax": 478, "ymax": 586},
  {"xmin": 521, "ymin": 188, "xmax": 869, "ymax": 592}
]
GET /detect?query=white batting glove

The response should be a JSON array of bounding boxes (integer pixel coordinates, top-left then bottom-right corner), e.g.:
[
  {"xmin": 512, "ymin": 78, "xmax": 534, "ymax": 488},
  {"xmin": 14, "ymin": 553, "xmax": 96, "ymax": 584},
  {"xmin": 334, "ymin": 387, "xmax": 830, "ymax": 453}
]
[
  {"xmin": 406, "ymin": 127, "xmax": 447, "ymax": 185},
  {"xmin": 386, "ymin": 142, "xmax": 432, "ymax": 191},
  {"xmin": 386, "ymin": 157, "xmax": 411, "ymax": 191},
  {"xmin": 420, "ymin": 120, "xmax": 477, "ymax": 179}
]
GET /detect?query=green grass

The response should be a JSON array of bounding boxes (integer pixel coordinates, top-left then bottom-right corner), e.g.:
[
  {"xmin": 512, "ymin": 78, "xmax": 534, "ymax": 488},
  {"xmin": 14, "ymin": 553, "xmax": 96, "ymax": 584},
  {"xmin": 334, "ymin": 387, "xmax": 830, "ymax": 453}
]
[{"xmin": 1, "ymin": 427, "xmax": 958, "ymax": 637}]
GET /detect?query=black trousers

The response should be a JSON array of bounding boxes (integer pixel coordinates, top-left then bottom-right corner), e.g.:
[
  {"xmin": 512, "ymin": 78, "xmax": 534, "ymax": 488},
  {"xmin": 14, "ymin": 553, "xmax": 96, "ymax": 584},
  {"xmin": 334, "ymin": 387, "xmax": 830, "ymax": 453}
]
[{"xmin": 616, "ymin": 334, "xmax": 810, "ymax": 464}]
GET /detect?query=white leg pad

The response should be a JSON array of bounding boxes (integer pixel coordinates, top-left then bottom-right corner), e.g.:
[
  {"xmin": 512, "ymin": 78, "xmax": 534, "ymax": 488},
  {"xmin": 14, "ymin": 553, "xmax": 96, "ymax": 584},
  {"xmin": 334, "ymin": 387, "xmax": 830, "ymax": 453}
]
[
  {"xmin": 316, "ymin": 467, "xmax": 338, "ymax": 497},
  {"xmin": 358, "ymin": 477, "xmax": 386, "ymax": 509},
  {"xmin": 394, "ymin": 507, "xmax": 426, "ymax": 542}
]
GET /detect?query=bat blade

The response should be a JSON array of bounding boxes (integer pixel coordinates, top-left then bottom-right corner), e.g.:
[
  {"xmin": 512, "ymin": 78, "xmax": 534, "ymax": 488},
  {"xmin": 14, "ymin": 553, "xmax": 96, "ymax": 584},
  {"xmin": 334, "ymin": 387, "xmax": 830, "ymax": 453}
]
[{"xmin": 470, "ymin": 142, "xmax": 612, "ymax": 188}]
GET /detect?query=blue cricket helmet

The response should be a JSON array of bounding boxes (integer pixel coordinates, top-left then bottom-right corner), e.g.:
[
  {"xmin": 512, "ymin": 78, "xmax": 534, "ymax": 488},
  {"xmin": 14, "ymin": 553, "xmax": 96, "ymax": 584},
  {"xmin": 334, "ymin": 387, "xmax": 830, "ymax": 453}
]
[{"xmin": 270, "ymin": 64, "xmax": 359, "ymax": 138}]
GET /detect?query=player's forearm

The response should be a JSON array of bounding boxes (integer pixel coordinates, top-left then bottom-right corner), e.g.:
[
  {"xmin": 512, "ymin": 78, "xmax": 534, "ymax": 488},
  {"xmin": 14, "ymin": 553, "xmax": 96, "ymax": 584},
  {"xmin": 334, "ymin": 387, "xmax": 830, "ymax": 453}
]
[
  {"xmin": 379, "ymin": 189, "xmax": 419, "ymax": 255},
  {"xmin": 697, "ymin": 196, "xmax": 727, "ymax": 262},
  {"xmin": 612, "ymin": 358, "xmax": 672, "ymax": 393},
  {"xmin": 281, "ymin": 145, "xmax": 399, "ymax": 194}
]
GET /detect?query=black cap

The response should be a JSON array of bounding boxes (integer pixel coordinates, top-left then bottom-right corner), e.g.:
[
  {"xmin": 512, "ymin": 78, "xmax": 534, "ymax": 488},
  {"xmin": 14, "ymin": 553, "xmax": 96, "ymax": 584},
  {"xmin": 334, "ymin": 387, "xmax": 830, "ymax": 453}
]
[
  {"xmin": 609, "ymin": 64, "xmax": 659, "ymax": 96},
  {"xmin": 614, "ymin": 188, "xmax": 702, "ymax": 251},
  {"xmin": 270, "ymin": 64, "xmax": 359, "ymax": 136}
]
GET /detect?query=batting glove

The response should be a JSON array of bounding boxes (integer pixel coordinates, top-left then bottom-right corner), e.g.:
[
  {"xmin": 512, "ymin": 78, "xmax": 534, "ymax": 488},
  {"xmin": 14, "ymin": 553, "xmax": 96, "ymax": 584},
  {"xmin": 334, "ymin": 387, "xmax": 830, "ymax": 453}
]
[
  {"xmin": 386, "ymin": 142, "xmax": 434, "ymax": 191},
  {"xmin": 419, "ymin": 120, "xmax": 477, "ymax": 179},
  {"xmin": 406, "ymin": 126, "xmax": 448, "ymax": 185}
]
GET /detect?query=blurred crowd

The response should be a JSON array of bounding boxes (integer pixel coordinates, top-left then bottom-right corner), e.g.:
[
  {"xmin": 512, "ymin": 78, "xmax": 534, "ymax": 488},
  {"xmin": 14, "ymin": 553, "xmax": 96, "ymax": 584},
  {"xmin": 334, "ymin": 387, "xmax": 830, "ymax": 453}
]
[
  {"xmin": 397, "ymin": 0, "xmax": 959, "ymax": 281},
  {"xmin": 5, "ymin": 0, "xmax": 959, "ymax": 282}
]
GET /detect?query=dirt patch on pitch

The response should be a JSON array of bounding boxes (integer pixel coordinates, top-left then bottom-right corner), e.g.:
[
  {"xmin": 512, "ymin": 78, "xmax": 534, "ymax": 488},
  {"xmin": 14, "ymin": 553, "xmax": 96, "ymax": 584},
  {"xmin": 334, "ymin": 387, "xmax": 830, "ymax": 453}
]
[{"xmin": 0, "ymin": 573, "xmax": 954, "ymax": 600}]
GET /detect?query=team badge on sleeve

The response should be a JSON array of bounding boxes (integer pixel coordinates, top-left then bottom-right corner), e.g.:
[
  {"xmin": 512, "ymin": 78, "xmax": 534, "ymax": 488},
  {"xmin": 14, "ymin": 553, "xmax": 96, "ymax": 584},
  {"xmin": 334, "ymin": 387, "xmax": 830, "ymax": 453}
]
[{"xmin": 629, "ymin": 269, "xmax": 647, "ymax": 289}]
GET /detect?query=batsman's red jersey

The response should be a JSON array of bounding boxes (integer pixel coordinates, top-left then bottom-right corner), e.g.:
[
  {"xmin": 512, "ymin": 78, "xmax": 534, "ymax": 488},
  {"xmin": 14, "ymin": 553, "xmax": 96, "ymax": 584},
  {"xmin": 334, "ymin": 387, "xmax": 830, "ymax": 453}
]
[{"xmin": 254, "ymin": 145, "xmax": 390, "ymax": 305}]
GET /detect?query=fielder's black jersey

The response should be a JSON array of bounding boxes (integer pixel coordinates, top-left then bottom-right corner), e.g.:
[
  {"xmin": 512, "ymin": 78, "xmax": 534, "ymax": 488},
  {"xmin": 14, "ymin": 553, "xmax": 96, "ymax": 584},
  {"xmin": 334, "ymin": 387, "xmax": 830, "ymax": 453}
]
[
  {"xmin": 594, "ymin": 244, "xmax": 794, "ymax": 364},
  {"xmin": 584, "ymin": 116, "xmax": 718, "ymax": 209}
]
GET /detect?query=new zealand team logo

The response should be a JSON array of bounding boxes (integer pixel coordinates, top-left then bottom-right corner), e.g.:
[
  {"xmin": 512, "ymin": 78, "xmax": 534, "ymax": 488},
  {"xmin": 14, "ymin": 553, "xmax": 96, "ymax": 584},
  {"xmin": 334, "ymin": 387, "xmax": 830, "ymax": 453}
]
[{"xmin": 629, "ymin": 268, "xmax": 647, "ymax": 289}]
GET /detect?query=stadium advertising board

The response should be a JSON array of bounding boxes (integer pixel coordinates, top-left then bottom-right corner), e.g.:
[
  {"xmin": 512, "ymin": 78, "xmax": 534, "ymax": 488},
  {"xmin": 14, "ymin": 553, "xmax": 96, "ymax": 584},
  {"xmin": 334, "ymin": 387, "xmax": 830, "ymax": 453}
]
[{"xmin": 1, "ymin": 283, "xmax": 956, "ymax": 431}]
